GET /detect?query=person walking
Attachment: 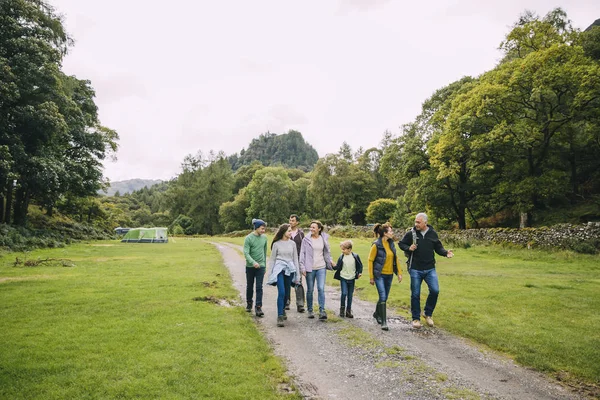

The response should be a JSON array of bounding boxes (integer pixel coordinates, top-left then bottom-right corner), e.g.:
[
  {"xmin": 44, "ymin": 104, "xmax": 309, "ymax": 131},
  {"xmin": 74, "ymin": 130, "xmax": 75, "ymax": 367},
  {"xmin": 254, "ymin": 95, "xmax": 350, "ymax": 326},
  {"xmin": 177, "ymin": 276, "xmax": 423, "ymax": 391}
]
[
  {"xmin": 300, "ymin": 220, "xmax": 334, "ymax": 320},
  {"xmin": 398, "ymin": 213, "xmax": 454, "ymax": 329},
  {"xmin": 368, "ymin": 223, "xmax": 402, "ymax": 331},
  {"xmin": 243, "ymin": 218, "xmax": 268, "ymax": 317},
  {"xmin": 267, "ymin": 224, "xmax": 300, "ymax": 327},
  {"xmin": 333, "ymin": 240, "xmax": 363, "ymax": 318},
  {"xmin": 289, "ymin": 214, "xmax": 306, "ymax": 313}
]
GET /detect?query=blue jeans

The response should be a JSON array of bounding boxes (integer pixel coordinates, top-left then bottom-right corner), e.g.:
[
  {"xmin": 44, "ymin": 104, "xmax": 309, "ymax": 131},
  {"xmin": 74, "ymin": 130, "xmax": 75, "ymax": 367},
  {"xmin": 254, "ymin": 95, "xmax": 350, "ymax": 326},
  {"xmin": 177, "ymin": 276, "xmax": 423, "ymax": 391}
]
[
  {"xmin": 276, "ymin": 271, "xmax": 293, "ymax": 316},
  {"xmin": 409, "ymin": 268, "xmax": 439, "ymax": 321},
  {"xmin": 245, "ymin": 267, "xmax": 265, "ymax": 306},
  {"xmin": 306, "ymin": 268, "xmax": 326, "ymax": 312},
  {"xmin": 374, "ymin": 274, "xmax": 394, "ymax": 302},
  {"xmin": 340, "ymin": 278, "xmax": 355, "ymax": 309}
]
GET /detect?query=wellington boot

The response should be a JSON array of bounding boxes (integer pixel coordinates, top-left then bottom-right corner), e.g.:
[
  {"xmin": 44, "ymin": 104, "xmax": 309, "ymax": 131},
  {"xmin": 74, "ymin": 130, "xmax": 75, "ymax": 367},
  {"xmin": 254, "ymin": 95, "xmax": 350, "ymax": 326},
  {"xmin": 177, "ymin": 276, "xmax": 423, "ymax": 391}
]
[
  {"xmin": 381, "ymin": 302, "xmax": 389, "ymax": 331},
  {"xmin": 373, "ymin": 302, "xmax": 382, "ymax": 324}
]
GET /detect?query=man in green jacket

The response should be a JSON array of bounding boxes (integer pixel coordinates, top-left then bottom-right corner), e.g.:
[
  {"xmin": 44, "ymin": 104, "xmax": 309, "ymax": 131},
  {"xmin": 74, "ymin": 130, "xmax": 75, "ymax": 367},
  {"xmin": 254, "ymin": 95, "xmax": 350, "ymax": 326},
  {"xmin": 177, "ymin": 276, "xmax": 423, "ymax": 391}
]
[{"xmin": 244, "ymin": 218, "xmax": 268, "ymax": 317}]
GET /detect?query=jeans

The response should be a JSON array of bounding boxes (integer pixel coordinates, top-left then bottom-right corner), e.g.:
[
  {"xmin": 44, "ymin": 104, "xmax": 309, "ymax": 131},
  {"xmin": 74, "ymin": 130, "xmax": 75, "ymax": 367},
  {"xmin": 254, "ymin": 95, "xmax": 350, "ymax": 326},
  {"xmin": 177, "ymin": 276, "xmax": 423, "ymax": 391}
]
[
  {"xmin": 245, "ymin": 267, "xmax": 265, "ymax": 306},
  {"xmin": 276, "ymin": 271, "xmax": 293, "ymax": 316},
  {"xmin": 374, "ymin": 274, "xmax": 394, "ymax": 302},
  {"xmin": 409, "ymin": 268, "xmax": 439, "ymax": 321},
  {"xmin": 306, "ymin": 268, "xmax": 326, "ymax": 312},
  {"xmin": 340, "ymin": 278, "xmax": 355, "ymax": 309},
  {"xmin": 285, "ymin": 272, "xmax": 301, "ymax": 306}
]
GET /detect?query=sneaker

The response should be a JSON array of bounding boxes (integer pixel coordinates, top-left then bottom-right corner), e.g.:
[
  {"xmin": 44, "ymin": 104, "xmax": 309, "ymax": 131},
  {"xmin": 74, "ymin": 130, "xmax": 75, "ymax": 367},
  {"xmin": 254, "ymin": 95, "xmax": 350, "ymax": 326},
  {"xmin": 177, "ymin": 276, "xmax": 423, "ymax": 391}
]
[
  {"xmin": 319, "ymin": 311, "xmax": 327, "ymax": 320},
  {"xmin": 282, "ymin": 311, "xmax": 287, "ymax": 320},
  {"xmin": 277, "ymin": 316, "xmax": 285, "ymax": 327},
  {"xmin": 308, "ymin": 311, "xmax": 315, "ymax": 319},
  {"xmin": 424, "ymin": 315, "xmax": 434, "ymax": 327},
  {"xmin": 255, "ymin": 306, "xmax": 264, "ymax": 317},
  {"xmin": 297, "ymin": 306, "xmax": 305, "ymax": 313},
  {"xmin": 285, "ymin": 300, "xmax": 290, "ymax": 311},
  {"xmin": 412, "ymin": 319, "xmax": 422, "ymax": 329}
]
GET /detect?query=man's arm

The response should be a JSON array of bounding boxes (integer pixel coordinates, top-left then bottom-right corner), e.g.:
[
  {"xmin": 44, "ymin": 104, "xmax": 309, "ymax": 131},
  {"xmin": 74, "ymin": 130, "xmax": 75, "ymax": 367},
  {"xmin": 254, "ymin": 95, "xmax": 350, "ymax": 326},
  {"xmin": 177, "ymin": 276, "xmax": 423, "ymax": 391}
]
[{"xmin": 398, "ymin": 231, "xmax": 413, "ymax": 251}]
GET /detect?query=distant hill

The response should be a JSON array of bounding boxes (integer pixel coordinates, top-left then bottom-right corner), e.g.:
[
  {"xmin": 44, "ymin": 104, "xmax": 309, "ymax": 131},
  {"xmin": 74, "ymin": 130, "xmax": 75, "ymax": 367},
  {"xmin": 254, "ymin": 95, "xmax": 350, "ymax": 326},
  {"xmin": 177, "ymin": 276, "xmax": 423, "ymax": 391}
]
[
  {"xmin": 228, "ymin": 130, "xmax": 319, "ymax": 171},
  {"xmin": 100, "ymin": 179, "xmax": 163, "ymax": 196}
]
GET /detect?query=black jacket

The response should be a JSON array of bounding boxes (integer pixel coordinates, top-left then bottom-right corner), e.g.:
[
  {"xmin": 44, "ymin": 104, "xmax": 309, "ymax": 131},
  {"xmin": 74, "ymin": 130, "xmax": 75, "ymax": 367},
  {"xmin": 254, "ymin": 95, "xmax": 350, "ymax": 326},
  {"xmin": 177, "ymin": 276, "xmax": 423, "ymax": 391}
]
[
  {"xmin": 398, "ymin": 225, "xmax": 448, "ymax": 270},
  {"xmin": 291, "ymin": 229, "xmax": 304, "ymax": 257},
  {"xmin": 333, "ymin": 252, "xmax": 363, "ymax": 280}
]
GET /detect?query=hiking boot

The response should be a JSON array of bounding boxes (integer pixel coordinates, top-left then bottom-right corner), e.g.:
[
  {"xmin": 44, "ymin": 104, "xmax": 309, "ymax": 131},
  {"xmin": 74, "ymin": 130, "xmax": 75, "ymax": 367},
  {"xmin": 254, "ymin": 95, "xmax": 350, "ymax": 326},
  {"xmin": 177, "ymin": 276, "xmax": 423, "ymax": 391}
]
[
  {"xmin": 319, "ymin": 310, "xmax": 327, "ymax": 320},
  {"xmin": 380, "ymin": 302, "xmax": 389, "ymax": 331},
  {"xmin": 339, "ymin": 306, "xmax": 346, "ymax": 318},
  {"xmin": 255, "ymin": 306, "xmax": 264, "ymax": 317},
  {"xmin": 308, "ymin": 311, "xmax": 315, "ymax": 319},
  {"xmin": 285, "ymin": 299, "xmax": 290, "ymax": 310},
  {"xmin": 277, "ymin": 316, "xmax": 285, "ymax": 327},
  {"xmin": 412, "ymin": 319, "xmax": 422, "ymax": 329},
  {"xmin": 297, "ymin": 306, "xmax": 305, "ymax": 313},
  {"xmin": 345, "ymin": 308, "xmax": 354, "ymax": 318},
  {"xmin": 246, "ymin": 302, "xmax": 252, "ymax": 312},
  {"xmin": 424, "ymin": 315, "xmax": 434, "ymax": 327},
  {"xmin": 373, "ymin": 302, "xmax": 382, "ymax": 324},
  {"xmin": 282, "ymin": 310, "xmax": 287, "ymax": 320}
]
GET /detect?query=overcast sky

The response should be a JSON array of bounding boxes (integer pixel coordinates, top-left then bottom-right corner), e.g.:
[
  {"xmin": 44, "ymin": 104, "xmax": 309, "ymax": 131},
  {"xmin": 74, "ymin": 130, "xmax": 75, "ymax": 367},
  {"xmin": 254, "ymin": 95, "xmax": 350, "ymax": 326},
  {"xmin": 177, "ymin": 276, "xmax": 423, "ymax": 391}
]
[{"xmin": 50, "ymin": 0, "xmax": 600, "ymax": 183}]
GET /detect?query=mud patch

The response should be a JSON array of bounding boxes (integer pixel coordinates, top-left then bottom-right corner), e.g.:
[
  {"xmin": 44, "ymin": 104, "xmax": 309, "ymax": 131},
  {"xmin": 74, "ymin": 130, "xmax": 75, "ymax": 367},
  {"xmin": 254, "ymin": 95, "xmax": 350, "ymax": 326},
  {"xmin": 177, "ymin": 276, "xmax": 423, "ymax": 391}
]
[{"xmin": 192, "ymin": 296, "xmax": 236, "ymax": 307}]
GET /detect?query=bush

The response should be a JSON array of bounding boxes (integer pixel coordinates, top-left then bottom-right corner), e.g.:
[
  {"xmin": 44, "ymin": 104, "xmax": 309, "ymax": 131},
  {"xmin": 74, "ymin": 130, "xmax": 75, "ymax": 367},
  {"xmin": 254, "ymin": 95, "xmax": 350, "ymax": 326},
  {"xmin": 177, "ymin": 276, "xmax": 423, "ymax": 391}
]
[{"xmin": 366, "ymin": 199, "xmax": 398, "ymax": 224}]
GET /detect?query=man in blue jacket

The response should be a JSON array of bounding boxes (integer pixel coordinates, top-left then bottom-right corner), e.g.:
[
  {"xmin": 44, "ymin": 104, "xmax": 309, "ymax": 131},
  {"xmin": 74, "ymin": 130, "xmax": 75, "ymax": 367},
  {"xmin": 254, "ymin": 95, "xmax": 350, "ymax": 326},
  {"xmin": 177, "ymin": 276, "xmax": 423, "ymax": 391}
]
[{"xmin": 399, "ymin": 213, "xmax": 454, "ymax": 329}]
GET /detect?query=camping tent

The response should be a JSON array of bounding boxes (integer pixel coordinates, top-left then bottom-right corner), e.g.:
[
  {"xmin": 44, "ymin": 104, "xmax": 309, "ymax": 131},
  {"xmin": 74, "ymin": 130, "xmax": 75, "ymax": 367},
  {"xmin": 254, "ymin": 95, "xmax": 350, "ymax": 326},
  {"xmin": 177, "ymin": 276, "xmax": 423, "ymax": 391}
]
[{"xmin": 121, "ymin": 227, "xmax": 168, "ymax": 243}]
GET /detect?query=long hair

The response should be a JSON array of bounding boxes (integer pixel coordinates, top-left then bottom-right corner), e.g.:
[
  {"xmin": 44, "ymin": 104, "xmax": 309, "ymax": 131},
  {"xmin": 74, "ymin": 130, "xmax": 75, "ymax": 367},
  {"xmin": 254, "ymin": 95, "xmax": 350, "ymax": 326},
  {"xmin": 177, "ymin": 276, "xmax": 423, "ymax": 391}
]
[
  {"xmin": 373, "ymin": 222, "xmax": 391, "ymax": 238},
  {"xmin": 271, "ymin": 223, "xmax": 291, "ymax": 249}
]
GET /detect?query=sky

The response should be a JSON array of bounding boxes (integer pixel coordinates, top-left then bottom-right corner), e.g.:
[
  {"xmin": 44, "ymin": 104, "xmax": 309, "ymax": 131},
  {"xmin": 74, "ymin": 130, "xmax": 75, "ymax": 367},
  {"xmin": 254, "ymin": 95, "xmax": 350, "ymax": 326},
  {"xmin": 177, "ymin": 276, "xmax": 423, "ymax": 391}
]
[{"xmin": 49, "ymin": 0, "xmax": 600, "ymax": 183}]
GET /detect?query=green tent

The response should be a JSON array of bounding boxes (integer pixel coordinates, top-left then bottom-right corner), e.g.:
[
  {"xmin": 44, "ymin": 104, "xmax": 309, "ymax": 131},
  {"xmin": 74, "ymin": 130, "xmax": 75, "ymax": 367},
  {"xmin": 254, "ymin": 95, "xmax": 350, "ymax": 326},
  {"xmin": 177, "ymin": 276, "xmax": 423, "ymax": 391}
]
[{"xmin": 121, "ymin": 227, "xmax": 168, "ymax": 243}]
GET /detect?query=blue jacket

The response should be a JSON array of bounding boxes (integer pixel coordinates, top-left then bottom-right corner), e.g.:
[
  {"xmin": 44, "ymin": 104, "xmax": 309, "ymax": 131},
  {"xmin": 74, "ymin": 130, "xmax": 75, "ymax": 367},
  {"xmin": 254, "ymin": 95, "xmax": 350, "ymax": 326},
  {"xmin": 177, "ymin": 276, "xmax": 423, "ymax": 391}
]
[{"xmin": 333, "ymin": 252, "xmax": 363, "ymax": 280}]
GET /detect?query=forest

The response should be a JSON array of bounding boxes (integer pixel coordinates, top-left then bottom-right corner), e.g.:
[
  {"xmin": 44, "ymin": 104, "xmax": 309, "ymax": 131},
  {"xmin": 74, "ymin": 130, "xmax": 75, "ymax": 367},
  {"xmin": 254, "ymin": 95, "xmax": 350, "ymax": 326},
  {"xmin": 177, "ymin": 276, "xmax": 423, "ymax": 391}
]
[{"xmin": 1, "ymin": 2, "xmax": 599, "ymax": 248}]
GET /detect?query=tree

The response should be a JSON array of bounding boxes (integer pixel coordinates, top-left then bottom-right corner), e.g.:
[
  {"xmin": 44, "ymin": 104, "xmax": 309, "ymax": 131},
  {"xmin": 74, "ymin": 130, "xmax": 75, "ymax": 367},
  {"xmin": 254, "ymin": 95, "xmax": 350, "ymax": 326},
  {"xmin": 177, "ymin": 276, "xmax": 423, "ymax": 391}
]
[
  {"xmin": 245, "ymin": 167, "xmax": 294, "ymax": 226},
  {"xmin": 366, "ymin": 199, "xmax": 398, "ymax": 224}
]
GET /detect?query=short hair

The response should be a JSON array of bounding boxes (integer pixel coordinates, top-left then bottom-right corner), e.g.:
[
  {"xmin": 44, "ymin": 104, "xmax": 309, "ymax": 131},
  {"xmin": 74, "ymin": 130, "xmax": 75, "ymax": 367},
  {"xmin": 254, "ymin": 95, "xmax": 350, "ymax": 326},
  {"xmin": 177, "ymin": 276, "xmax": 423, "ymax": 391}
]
[
  {"xmin": 415, "ymin": 213, "xmax": 428, "ymax": 222},
  {"xmin": 340, "ymin": 240, "xmax": 353, "ymax": 250},
  {"xmin": 289, "ymin": 214, "xmax": 299, "ymax": 222},
  {"xmin": 310, "ymin": 220, "xmax": 324, "ymax": 234}
]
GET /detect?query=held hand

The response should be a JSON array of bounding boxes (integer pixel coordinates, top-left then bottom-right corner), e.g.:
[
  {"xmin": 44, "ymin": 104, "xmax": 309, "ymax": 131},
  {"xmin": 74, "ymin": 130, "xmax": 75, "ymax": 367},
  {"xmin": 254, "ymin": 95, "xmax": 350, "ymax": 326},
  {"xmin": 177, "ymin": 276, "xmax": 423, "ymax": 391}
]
[
  {"xmin": 302, "ymin": 271, "xmax": 306, "ymax": 277},
  {"xmin": 369, "ymin": 278, "xmax": 374, "ymax": 286},
  {"xmin": 398, "ymin": 274, "xmax": 403, "ymax": 283},
  {"xmin": 447, "ymin": 250, "xmax": 454, "ymax": 258},
  {"xmin": 409, "ymin": 244, "xmax": 417, "ymax": 251}
]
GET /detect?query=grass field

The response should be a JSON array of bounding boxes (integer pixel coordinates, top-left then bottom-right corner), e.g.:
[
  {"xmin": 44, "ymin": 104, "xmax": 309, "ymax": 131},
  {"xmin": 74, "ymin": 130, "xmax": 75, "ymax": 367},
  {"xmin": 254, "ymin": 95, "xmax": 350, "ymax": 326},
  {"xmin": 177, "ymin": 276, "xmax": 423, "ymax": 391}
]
[
  {"xmin": 218, "ymin": 235, "xmax": 600, "ymax": 389},
  {"xmin": 0, "ymin": 240, "xmax": 299, "ymax": 399}
]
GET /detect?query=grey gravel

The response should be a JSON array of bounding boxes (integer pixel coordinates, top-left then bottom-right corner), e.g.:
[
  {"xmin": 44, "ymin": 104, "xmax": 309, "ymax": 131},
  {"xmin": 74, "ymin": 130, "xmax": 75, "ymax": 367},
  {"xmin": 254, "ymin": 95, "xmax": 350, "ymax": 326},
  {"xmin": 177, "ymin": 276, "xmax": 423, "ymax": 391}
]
[{"xmin": 211, "ymin": 241, "xmax": 581, "ymax": 400}]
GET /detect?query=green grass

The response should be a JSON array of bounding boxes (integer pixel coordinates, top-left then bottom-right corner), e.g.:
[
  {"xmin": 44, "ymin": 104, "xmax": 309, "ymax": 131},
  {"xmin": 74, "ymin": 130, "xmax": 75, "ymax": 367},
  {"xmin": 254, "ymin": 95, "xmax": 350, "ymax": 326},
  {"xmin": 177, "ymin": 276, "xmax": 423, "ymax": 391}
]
[
  {"xmin": 0, "ymin": 240, "xmax": 299, "ymax": 399},
  {"xmin": 215, "ymin": 235, "xmax": 600, "ymax": 388}
]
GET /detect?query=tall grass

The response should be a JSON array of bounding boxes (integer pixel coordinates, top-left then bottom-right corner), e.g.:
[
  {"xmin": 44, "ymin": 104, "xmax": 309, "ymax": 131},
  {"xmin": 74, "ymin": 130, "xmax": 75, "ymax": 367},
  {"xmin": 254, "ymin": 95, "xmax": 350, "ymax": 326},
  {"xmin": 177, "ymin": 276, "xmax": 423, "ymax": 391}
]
[{"xmin": 0, "ymin": 240, "xmax": 298, "ymax": 399}]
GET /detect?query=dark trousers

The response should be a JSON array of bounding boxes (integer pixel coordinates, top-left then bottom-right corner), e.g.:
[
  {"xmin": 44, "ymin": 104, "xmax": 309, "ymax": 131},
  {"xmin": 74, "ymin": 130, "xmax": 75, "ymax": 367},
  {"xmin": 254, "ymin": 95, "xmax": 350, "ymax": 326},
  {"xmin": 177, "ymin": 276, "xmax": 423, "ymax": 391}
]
[
  {"xmin": 340, "ymin": 278, "xmax": 355, "ymax": 309},
  {"xmin": 246, "ymin": 267, "xmax": 265, "ymax": 306}
]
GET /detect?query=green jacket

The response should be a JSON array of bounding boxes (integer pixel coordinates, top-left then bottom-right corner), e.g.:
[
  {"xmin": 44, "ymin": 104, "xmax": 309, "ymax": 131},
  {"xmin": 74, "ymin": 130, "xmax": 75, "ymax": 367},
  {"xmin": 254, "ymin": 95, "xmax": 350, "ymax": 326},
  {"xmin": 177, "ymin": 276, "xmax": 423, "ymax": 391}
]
[{"xmin": 243, "ymin": 232, "xmax": 267, "ymax": 268}]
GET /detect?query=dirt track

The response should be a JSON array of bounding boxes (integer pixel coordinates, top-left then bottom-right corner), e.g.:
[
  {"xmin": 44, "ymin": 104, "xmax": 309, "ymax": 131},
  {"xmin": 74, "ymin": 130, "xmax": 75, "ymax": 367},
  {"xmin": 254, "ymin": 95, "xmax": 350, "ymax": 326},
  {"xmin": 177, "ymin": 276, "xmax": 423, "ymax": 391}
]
[{"xmin": 211, "ymin": 241, "xmax": 580, "ymax": 400}]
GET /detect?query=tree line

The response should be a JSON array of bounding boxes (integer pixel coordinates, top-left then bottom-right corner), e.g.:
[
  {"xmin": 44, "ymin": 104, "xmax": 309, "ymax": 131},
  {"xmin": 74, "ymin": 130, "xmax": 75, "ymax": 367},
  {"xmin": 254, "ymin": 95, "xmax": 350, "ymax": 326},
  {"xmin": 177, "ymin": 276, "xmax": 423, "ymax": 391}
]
[
  {"xmin": 0, "ymin": 0, "xmax": 118, "ymax": 226},
  {"xmin": 2, "ymin": 5, "xmax": 599, "ymax": 237}
]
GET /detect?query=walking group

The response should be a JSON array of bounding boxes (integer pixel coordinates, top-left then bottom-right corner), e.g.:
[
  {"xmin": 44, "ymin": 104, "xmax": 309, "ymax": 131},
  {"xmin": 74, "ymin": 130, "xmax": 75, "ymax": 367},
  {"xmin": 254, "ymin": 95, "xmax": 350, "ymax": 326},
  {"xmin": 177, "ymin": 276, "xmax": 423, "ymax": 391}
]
[{"xmin": 243, "ymin": 213, "xmax": 454, "ymax": 329}]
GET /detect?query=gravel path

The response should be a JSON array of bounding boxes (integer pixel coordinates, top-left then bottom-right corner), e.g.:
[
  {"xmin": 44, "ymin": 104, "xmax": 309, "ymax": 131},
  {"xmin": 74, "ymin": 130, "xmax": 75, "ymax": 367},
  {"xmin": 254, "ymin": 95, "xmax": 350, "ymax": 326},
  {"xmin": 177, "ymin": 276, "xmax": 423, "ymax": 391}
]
[{"xmin": 211, "ymin": 241, "xmax": 580, "ymax": 400}]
